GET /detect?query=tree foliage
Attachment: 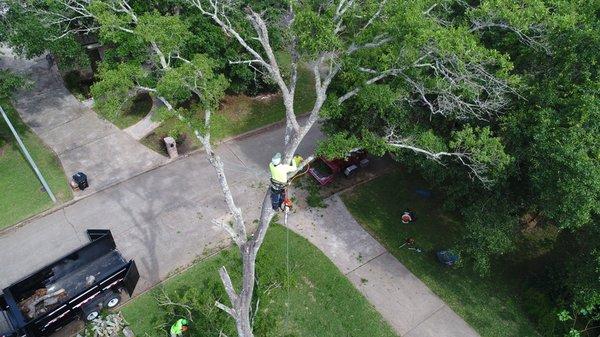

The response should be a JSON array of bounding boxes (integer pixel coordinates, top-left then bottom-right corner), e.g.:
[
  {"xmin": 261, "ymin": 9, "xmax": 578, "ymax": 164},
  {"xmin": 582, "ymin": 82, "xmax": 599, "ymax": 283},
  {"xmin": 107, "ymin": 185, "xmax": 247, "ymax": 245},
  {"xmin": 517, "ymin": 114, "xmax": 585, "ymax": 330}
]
[
  {"xmin": 323, "ymin": 0, "xmax": 599, "ymax": 334},
  {"xmin": 0, "ymin": 1, "xmax": 89, "ymax": 70},
  {"xmin": 2, "ymin": 0, "xmax": 598, "ymax": 335},
  {"xmin": 0, "ymin": 69, "xmax": 25, "ymax": 100}
]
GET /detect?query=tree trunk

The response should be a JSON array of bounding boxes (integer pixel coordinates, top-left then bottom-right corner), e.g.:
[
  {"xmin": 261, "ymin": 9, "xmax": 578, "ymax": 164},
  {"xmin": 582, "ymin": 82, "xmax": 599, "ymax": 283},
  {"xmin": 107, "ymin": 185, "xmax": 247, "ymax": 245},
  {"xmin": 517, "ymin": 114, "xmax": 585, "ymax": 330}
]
[
  {"xmin": 283, "ymin": 133, "xmax": 303, "ymax": 163},
  {"xmin": 235, "ymin": 245, "xmax": 258, "ymax": 337}
]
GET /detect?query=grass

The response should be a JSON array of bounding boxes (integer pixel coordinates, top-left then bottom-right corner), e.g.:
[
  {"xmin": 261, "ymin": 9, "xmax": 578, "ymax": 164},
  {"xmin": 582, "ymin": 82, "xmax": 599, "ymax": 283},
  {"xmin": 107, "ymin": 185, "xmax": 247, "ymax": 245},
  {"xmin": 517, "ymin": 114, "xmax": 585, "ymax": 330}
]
[
  {"xmin": 121, "ymin": 225, "xmax": 397, "ymax": 337},
  {"xmin": 109, "ymin": 92, "xmax": 153, "ymax": 129},
  {"xmin": 341, "ymin": 170, "xmax": 542, "ymax": 337},
  {"xmin": 0, "ymin": 101, "xmax": 72, "ymax": 229},
  {"xmin": 141, "ymin": 60, "xmax": 315, "ymax": 155}
]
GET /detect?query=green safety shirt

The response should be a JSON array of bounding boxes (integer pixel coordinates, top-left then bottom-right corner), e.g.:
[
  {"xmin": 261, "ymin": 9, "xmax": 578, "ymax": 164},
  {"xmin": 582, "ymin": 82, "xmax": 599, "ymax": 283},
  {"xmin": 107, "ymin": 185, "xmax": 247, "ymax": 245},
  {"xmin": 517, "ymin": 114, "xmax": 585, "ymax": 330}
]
[
  {"xmin": 269, "ymin": 161, "xmax": 297, "ymax": 184},
  {"xmin": 171, "ymin": 319, "xmax": 187, "ymax": 334}
]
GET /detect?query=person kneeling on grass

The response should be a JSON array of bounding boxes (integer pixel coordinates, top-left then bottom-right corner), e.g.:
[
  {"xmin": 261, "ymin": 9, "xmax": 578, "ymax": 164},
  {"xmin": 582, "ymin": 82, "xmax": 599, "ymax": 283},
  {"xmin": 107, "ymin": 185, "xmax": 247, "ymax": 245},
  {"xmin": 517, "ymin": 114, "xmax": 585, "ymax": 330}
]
[{"xmin": 170, "ymin": 318, "xmax": 189, "ymax": 337}]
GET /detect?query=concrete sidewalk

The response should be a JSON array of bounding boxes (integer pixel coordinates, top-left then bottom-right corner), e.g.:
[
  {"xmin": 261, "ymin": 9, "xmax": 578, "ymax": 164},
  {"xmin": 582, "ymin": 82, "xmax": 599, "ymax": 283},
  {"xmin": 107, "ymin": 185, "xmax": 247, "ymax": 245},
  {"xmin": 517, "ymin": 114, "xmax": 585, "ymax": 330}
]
[
  {"xmin": 124, "ymin": 97, "xmax": 162, "ymax": 140},
  {"xmin": 0, "ymin": 48, "xmax": 166, "ymax": 197}
]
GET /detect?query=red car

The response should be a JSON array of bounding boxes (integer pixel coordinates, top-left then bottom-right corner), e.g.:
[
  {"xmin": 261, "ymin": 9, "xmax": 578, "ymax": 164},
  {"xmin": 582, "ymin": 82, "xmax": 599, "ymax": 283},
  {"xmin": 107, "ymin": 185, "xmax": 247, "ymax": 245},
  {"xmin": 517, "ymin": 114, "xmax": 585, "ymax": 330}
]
[{"xmin": 308, "ymin": 149, "xmax": 369, "ymax": 185}]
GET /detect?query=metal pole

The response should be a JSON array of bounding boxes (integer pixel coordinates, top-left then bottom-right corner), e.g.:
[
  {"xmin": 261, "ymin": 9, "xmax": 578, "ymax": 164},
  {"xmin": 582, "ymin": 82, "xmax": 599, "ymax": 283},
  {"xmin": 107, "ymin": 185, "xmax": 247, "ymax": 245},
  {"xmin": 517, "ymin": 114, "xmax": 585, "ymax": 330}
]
[{"xmin": 0, "ymin": 105, "xmax": 57, "ymax": 203}]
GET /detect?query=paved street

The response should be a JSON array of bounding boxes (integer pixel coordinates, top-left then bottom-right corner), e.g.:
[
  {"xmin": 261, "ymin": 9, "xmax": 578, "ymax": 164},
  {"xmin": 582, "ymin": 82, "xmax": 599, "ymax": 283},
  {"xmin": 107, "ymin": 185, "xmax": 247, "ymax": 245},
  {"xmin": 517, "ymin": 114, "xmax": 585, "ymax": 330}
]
[
  {"xmin": 0, "ymin": 48, "xmax": 166, "ymax": 197},
  {"xmin": 0, "ymin": 122, "xmax": 322, "ymax": 292}
]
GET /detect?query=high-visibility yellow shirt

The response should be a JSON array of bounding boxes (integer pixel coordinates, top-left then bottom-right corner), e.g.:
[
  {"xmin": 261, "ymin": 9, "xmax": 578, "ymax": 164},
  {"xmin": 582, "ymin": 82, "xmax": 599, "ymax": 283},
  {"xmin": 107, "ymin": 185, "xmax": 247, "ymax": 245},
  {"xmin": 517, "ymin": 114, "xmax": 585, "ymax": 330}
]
[
  {"xmin": 269, "ymin": 162, "xmax": 297, "ymax": 184},
  {"xmin": 171, "ymin": 319, "xmax": 187, "ymax": 334}
]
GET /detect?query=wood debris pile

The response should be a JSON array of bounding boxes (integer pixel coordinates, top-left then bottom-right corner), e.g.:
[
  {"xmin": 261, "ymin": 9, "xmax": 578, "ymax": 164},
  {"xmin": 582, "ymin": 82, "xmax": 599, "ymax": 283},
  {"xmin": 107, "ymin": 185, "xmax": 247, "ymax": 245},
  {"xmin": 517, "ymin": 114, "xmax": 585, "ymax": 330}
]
[
  {"xmin": 77, "ymin": 312, "xmax": 133, "ymax": 337},
  {"xmin": 19, "ymin": 288, "xmax": 67, "ymax": 319}
]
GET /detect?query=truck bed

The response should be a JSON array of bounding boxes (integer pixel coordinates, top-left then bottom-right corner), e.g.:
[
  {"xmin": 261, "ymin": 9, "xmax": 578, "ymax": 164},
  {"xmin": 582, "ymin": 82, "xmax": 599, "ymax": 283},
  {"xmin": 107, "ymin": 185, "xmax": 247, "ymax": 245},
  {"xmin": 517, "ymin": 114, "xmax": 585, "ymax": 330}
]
[
  {"xmin": 19, "ymin": 250, "xmax": 126, "ymax": 320},
  {"xmin": 46, "ymin": 250, "xmax": 125, "ymax": 296},
  {"xmin": 1, "ymin": 230, "xmax": 139, "ymax": 337}
]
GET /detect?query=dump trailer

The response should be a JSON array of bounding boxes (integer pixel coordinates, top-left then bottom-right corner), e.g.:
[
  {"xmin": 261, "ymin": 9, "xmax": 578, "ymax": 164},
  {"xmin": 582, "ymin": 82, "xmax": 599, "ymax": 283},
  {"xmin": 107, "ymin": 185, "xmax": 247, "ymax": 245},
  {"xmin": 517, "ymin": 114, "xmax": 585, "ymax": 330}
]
[{"xmin": 0, "ymin": 230, "xmax": 139, "ymax": 337}]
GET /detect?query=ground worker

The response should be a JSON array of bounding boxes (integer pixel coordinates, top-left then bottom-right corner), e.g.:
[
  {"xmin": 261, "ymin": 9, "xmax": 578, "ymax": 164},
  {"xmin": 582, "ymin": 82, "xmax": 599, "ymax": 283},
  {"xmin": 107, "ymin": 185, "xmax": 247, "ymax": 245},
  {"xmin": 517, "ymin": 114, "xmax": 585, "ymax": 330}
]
[
  {"xmin": 170, "ymin": 318, "xmax": 189, "ymax": 337},
  {"xmin": 269, "ymin": 153, "xmax": 302, "ymax": 210}
]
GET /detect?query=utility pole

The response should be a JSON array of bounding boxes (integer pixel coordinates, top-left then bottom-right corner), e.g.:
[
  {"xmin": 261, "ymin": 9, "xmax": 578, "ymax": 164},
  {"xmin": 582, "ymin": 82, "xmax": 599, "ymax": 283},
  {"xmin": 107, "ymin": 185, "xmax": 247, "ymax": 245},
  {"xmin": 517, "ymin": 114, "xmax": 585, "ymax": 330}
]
[{"xmin": 0, "ymin": 105, "xmax": 57, "ymax": 203}]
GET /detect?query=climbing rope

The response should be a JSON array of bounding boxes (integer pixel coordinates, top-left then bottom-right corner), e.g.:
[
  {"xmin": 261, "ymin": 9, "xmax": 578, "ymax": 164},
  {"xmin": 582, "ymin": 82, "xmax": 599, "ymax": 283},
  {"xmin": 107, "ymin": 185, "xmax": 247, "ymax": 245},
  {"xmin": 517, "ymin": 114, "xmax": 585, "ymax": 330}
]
[
  {"xmin": 283, "ymin": 205, "xmax": 291, "ymax": 333},
  {"xmin": 281, "ymin": 163, "xmax": 310, "ymax": 333}
]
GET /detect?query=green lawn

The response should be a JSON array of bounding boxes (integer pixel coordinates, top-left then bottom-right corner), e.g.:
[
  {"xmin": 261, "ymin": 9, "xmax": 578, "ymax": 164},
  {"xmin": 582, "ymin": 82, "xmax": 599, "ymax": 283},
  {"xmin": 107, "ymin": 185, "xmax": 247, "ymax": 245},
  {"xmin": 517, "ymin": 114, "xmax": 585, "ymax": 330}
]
[
  {"xmin": 0, "ymin": 101, "xmax": 72, "ymax": 229},
  {"xmin": 342, "ymin": 170, "xmax": 542, "ymax": 337},
  {"xmin": 122, "ymin": 225, "xmax": 397, "ymax": 337},
  {"xmin": 109, "ymin": 92, "xmax": 153, "ymax": 129},
  {"xmin": 141, "ymin": 62, "xmax": 315, "ymax": 155}
]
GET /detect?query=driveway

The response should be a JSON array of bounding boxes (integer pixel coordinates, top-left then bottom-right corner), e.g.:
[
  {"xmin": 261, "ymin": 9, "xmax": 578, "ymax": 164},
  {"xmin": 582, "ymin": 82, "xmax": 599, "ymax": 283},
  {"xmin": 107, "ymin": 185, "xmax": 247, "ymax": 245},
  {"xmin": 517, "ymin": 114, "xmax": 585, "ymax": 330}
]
[{"xmin": 0, "ymin": 48, "xmax": 166, "ymax": 197}]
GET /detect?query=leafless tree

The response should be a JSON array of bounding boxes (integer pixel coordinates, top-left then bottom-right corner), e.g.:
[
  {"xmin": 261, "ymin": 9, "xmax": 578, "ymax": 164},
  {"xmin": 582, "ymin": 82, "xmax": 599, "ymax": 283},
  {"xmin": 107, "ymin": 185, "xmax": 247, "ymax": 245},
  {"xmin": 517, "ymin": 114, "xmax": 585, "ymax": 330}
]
[{"xmin": 179, "ymin": 2, "xmax": 398, "ymax": 335}]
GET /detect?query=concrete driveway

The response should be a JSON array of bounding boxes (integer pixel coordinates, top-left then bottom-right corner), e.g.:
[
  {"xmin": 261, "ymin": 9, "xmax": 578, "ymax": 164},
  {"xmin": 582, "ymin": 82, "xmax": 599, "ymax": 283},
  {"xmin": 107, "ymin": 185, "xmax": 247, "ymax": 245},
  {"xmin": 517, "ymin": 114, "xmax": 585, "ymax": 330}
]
[{"xmin": 0, "ymin": 48, "xmax": 166, "ymax": 197}]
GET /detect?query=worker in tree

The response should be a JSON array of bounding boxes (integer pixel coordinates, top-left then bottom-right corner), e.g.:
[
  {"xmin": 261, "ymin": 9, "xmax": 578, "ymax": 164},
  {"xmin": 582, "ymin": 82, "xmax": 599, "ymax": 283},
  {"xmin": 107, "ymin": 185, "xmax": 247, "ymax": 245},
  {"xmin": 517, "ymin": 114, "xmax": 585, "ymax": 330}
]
[
  {"xmin": 170, "ymin": 318, "xmax": 189, "ymax": 337},
  {"xmin": 269, "ymin": 153, "xmax": 302, "ymax": 210}
]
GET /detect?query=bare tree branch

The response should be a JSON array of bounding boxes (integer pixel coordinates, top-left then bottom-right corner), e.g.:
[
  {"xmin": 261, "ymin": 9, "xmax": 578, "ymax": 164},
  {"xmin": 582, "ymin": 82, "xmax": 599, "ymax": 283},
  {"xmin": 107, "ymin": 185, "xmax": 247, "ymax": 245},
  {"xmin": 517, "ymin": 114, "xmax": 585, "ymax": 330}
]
[
  {"xmin": 155, "ymin": 288, "xmax": 194, "ymax": 320},
  {"xmin": 337, "ymin": 67, "xmax": 405, "ymax": 103},
  {"xmin": 185, "ymin": 0, "xmax": 270, "ymax": 70},
  {"xmin": 470, "ymin": 20, "xmax": 551, "ymax": 55},
  {"xmin": 215, "ymin": 301, "xmax": 236, "ymax": 318},
  {"xmin": 384, "ymin": 128, "xmax": 493, "ymax": 185},
  {"xmin": 347, "ymin": 34, "xmax": 391, "ymax": 54},
  {"xmin": 219, "ymin": 266, "xmax": 239, "ymax": 304},
  {"xmin": 333, "ymin": 0, "xmax": 355, "ymax": 33},
  {"xmin": 360, "ymin": 0, "xmax": 388, "ymax": 32},
  {"xmin": 345, "ymin": 46, "xmax": 514, "ymax": 123},
  {"xmin": 213, "ymin": 219, "xmax": 245, "ymax": 247}
]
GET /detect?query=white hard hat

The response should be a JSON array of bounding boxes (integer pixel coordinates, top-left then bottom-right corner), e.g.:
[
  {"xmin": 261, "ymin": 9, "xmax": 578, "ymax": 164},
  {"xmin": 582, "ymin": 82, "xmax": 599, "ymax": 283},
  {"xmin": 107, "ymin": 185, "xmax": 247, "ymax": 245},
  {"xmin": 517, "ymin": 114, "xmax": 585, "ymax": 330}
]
[{"xmin": 271, "ymin": 153, "xmax": 282, "ymax": 165}]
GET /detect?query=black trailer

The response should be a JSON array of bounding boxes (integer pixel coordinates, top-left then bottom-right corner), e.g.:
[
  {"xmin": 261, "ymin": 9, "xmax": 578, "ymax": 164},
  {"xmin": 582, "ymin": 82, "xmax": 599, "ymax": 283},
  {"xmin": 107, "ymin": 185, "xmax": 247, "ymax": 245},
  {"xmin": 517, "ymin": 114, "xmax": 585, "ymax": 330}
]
[{"xmin": 0, "ymin": 230, "xmax": 139, "ymax": 337}]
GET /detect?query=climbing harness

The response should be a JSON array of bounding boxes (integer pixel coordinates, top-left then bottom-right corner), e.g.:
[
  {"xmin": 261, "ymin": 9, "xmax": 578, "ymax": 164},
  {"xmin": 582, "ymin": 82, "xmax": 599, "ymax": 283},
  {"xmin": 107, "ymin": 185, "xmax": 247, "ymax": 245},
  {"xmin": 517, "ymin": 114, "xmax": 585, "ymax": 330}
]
[{"xmin": 283, "ymin": 203, "xmax": 291, "ymax": 332}]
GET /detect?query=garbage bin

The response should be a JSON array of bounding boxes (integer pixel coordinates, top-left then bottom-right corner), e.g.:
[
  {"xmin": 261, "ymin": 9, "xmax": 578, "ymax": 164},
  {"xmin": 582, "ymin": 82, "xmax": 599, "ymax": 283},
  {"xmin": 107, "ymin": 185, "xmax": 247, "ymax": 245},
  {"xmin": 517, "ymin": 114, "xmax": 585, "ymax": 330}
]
[
  {"xmin": 164, "ymin": 137, "xmax": 178, "ymax": 159},
  {"xmin": 72, "ymin": 172, "xmax": 89, "ymax": 190}
]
